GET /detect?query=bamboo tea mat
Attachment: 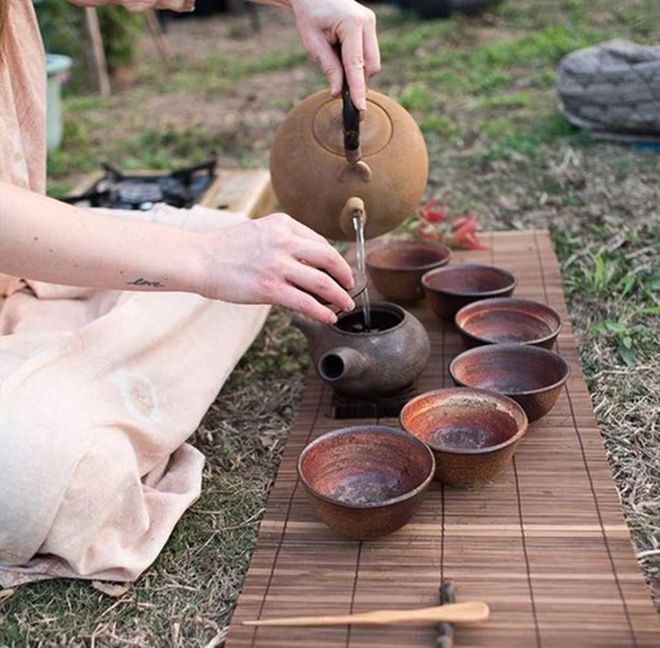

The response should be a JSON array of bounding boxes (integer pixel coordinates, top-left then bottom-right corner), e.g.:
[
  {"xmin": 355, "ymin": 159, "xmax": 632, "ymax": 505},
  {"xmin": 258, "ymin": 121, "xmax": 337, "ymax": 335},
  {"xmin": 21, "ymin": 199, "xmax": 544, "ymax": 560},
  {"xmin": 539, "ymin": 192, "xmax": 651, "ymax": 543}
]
[{"xmin": 227, "ymin": 230, "xmax": 658, "ymax": 647}]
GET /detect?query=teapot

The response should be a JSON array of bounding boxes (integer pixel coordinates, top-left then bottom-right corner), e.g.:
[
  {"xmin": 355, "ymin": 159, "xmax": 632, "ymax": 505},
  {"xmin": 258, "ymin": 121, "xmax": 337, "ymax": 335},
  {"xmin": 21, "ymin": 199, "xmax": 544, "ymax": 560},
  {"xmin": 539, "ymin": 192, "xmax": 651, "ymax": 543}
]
[
  {"xmin": 292, "ymin": 303, "xmax": 430, "ymax": 397},
  {"xmin": 270, "ymin": 85, "xmax": 428, "ymax": 241}
]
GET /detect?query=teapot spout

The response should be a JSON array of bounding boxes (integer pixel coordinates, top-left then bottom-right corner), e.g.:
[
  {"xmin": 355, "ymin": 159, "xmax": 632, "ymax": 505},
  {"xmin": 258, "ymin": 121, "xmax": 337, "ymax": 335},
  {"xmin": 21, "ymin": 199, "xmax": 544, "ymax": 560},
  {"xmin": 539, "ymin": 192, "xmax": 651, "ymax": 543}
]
[
  {"xmin": 318, "ymin": 347, "xmax": 369, "ymax": 384},
  {"xmin": 339, "ymin": 196, "xmax": 368, "ymax": 239}
]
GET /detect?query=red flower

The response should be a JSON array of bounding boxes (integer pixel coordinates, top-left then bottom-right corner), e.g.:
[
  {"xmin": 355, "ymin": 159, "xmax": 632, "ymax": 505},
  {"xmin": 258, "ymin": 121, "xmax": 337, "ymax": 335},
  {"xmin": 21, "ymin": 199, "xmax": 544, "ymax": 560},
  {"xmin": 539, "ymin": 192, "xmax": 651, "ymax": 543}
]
[
  {"xmin": 451, "ymin": 214, "xmax": 489, "ymax": 250},
  {"xmin": 419, "ymin": 199, "xmax": 447, "ymax": 224}
]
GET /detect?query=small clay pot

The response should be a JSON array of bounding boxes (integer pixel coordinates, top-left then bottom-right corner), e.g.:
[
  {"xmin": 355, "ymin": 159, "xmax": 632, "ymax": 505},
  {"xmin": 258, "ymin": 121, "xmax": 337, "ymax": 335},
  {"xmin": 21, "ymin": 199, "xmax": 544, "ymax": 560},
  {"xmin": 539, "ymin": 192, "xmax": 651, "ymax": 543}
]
[
  {"xmin": 400, "ymin": 387, "xmax": 528, "ymax": 487},
  {"xmin": 449, "ymin": 344, "xmax": 570, "ymax": 421},
  {"xmin": 455, "ymin": 297, "xmax": 562, "ymax": 349},
  {"xmin": 422, "ymin": 264, "xmax": 517, "ymax": 321},
  {"xmin": 298, "ymin": 425, "xmax": 435, "ymax": 540},
  {"xmin": 366, "ymin": 240, "xmax": 451, "ymax": 303},
  {"xmin": 292, "ymin": 302, "xmax": 430, "ymax": 398}
]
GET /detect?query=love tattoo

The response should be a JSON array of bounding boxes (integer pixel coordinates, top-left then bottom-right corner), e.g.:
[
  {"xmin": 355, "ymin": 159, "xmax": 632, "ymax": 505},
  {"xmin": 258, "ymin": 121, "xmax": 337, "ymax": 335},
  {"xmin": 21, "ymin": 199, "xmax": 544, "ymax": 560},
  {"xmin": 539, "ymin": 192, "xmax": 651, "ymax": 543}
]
[{"xmin": 127, "ymin": 277, "xmax": 165, "ymax": 288}]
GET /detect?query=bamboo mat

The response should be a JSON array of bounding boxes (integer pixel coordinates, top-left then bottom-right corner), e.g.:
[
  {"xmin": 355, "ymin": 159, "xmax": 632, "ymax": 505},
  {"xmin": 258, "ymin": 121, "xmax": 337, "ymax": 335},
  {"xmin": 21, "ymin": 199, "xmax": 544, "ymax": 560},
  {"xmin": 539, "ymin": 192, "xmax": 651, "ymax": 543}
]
[{"xmin": 227, "ymin": 230, "xmax": 658, "ymax": 647}]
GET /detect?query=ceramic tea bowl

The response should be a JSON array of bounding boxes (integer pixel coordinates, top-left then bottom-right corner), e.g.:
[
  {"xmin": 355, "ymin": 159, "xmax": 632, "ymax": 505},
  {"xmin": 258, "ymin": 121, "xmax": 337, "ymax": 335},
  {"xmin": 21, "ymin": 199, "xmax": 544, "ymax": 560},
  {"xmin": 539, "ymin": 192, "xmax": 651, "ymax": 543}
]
[
  {"xmin": 449, "ymin": 344, "xmax": 570, "ymax": 421},
  {"xmin": 455, "ymin": 297, "xmax": 562, "ymax": 349},
  {"xmin": 366, "ymin": 240, "xmax": 451, "ymax": 303},
  {"xmin": 422, "ymin": 264, "xmax": 517, "ymax": 321},
  {"xmin": 298, "ymin": 425, "xmax": 435, "ymax": 540},
  {"xmin": 400, "ymin": 387, "xmax": 528, "ymax": 487}
]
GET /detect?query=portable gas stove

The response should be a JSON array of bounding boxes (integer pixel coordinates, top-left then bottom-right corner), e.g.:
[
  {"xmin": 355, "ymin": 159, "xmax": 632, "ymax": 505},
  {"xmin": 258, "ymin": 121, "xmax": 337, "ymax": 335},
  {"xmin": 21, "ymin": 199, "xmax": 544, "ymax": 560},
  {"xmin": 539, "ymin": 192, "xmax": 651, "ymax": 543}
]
[{"xmin": 62, "ymin": 160, "xmax": 218, "ymax": 210}]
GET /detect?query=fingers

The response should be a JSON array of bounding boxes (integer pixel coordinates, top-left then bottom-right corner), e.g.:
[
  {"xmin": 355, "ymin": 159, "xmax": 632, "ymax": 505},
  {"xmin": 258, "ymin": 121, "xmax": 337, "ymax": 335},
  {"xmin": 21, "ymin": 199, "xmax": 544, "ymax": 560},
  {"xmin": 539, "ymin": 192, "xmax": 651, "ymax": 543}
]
[
  {"xmin": 305, "ymin": 33, "xmax": 344, "ymax": 97},
  {"xmin": 362, "ymin": 11, "xmax": 381, "ymax": 79},
  {"xmin": 294, "ymin": 239, "xmax": 355, "ymax": 291},
  {"xmin": 266, "ymin": 214, "xmax": 354, "ymax": 289},
  {"xmin": 340, "ymin": 27, "xmax": 367, "ymax": 111},
  {"xmin": 277, "ymin": 284, "xmax": 339, "ymax": 325},
  {"xmin": 285, "ymin": 260, "xmax": 355, "ymax": 313}
]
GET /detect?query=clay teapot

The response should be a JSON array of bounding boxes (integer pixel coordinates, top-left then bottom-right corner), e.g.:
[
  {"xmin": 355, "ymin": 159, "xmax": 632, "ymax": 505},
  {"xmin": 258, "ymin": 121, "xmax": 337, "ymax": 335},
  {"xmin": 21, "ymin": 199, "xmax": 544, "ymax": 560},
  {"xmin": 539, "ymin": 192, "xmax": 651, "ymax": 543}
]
[
  {"xmin": 292, "ymin": 303, "xmax": 430, "ymax": 397},
  {"xmin": 270, "ymin": 85, "xmax": 428, "ymax": 241}
]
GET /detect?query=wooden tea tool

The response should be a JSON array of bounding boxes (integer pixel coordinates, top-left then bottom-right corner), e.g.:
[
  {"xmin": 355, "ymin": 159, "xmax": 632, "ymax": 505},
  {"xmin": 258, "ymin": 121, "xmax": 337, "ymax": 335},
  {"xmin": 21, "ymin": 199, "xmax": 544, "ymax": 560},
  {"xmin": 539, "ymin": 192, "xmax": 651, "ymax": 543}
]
[{"xmin": 242, "ymin": 601, "xmax": 489, "ymax": 627}]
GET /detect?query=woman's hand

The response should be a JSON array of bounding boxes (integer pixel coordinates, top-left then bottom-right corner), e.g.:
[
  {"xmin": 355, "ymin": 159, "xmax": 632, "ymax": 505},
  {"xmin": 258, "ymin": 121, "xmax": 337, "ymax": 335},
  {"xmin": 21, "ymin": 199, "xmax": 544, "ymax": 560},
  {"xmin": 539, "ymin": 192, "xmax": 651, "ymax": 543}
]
[
  {"xmin": 255, "ymin": 0, "xmax": 380, "ymax": 110},
  {"xmin": 289, "ymin": 0, "xmax": 380, "ymax": 110},
  {"xmin": 196, "ymin": 213, "xmax": 355, "ymax": 324}
]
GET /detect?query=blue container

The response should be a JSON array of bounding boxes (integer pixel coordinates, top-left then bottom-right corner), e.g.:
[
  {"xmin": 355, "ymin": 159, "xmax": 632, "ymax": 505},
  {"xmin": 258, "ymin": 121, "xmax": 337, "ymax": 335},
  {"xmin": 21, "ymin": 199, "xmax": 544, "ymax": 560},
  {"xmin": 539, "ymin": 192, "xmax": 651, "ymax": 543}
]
[{"xmin": 46, "ymin": 54, "xmax": 72, "ymax": 152}]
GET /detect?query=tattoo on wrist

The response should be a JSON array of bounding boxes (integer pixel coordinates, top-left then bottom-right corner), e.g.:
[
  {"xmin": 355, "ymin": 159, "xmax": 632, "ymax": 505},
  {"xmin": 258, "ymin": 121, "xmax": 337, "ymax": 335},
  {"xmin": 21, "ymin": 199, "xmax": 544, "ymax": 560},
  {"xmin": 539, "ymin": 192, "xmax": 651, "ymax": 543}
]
[{"xmin": 127, "ymin": 277, "xmax": 165, "ymax": 288}]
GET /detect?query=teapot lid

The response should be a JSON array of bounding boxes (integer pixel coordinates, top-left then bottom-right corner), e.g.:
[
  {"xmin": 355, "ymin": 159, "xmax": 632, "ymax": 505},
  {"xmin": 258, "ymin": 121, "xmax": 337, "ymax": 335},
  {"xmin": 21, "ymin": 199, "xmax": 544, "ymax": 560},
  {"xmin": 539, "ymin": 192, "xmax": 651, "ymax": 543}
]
[{"xmin": 312, "ymin": 96, "xmax": 393, "ymax": 158}]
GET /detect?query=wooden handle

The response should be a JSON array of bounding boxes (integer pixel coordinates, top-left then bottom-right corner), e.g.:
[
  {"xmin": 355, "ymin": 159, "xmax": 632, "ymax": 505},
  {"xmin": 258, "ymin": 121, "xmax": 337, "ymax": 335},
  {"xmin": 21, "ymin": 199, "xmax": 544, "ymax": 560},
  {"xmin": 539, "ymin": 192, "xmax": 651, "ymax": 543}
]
[{"xmin": 242, "ymin": 601, "xmax": 489, "ymax": 627}]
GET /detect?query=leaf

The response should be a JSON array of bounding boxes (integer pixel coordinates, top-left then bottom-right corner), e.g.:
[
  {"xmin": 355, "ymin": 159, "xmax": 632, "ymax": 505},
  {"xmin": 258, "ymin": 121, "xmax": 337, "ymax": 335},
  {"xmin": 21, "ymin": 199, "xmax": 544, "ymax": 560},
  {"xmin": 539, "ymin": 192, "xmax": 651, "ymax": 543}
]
[
  {"xmin": 92, "ymin": 581, "xmax": 132, "ymax": 598},
  {"xmin": 605, "ymin": 320, "xmax": 625, "ymax": 334},
  {"xmin": 617, "ymin": 341, "xmax": 636, "ymax": 367},
  {"xmin": 619, "ymin": 273, "xmax": 636, "ymax": 297}
]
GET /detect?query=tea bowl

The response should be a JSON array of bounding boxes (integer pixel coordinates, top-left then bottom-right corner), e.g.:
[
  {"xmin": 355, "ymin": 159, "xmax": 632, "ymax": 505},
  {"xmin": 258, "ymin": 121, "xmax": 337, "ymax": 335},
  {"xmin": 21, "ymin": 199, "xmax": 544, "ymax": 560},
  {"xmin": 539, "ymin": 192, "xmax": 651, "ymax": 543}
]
[
  {"xmin": 400, "ymin": 387, "xmax": 528, "ymax": 487},
  {"xmin": 455, "ymin": 297, "xmax": 562, "ymax": 349},
  {"xmin": 366, "ymin": 240, "xmax": 451, "ymax": 303},
  {"xmin": 449, "ymin": 344, "xmax": 570, "ymax": 421},
  {"xmin": 298, "ymin": 425, "xmax": 435, "ymax": 540},
  {"xmin": 422, "ymin": 264, "xmax": 517, "ymax": 321}
]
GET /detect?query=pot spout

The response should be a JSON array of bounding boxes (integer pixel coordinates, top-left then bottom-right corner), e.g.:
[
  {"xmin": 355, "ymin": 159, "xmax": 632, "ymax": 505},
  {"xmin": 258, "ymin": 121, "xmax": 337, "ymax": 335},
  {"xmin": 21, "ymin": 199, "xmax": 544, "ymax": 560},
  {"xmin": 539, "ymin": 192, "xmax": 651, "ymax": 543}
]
[
  {"xmin": 318, "ymin": 347, "xmax": 369, "ymax": 384},
  {"xmin": 339, "ymin": 196, "xmax": 367, "ymax": 239}
]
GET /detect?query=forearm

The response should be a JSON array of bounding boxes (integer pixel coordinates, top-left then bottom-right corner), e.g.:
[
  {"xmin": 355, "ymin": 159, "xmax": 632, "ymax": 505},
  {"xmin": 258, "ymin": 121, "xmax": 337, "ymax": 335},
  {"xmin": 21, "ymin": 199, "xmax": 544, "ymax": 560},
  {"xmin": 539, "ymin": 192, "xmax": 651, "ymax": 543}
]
[{"xmin": 0, "ymin": 182, "xmax": 203, "ymax": 293}]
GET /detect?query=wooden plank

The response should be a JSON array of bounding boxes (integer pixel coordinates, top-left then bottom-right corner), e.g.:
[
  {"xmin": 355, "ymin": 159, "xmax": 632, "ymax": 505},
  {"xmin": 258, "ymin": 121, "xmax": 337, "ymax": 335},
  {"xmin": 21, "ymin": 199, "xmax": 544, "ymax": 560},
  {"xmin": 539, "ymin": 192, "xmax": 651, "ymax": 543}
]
[
  {"xmin": 226, "ymin": 230, "xmax": 658, "ymax": 647},
  {"xmin": 199, "ymin": 168, "xmax": 276, "ymax": 217}
]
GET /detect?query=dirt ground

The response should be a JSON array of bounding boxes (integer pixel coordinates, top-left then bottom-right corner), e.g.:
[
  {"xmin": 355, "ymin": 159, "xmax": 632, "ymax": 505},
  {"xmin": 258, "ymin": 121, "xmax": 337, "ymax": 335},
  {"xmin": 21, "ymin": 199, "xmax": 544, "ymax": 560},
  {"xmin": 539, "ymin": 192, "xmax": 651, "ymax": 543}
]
[{"xmin": 1, "ymin": 1, "xmax": 658, "ymax": 646}]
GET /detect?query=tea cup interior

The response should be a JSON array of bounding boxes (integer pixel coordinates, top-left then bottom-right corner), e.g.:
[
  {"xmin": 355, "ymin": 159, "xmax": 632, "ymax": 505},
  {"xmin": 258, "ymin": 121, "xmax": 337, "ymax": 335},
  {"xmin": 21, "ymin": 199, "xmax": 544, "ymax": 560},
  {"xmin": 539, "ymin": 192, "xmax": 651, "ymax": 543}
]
[
  {"xmin": 401, "ymin": 389, "xmax": 526, "ymax": 453},
  {"xmin": 367, "ymin": 241, "xmax": 450, "ymax": 271},
  {"xmin": 423, "ymin": 264, "xmax": 516, "ymax": 296},
  {"xmin": 299, "ymin": 427, "xmax": 434, "ymax": 506},
  {"xmin": 450, "ymin": 345, "xmax": 569, "ymax": 394},
  {"xmin": 456, "ymin": 298, "xmax": 561, "ymax": 345}
]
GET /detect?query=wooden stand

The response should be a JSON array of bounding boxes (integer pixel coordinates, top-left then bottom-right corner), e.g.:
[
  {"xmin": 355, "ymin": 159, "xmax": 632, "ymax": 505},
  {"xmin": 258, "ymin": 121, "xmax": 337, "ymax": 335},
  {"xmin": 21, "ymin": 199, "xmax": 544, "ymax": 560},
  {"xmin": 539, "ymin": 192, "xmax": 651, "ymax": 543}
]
[{"xmin": 83, "ymin": 8, "xmax": 111, "ymax": 97}]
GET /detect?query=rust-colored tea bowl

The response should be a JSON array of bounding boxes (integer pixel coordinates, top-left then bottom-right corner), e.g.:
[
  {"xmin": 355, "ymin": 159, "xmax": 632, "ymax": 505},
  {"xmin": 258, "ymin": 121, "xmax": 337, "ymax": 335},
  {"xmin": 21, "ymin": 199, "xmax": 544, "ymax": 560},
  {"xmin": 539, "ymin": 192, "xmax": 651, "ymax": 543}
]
[
  {"xmin": 422, "ymin": 264, "xmax": 517, "ymax": 321},
  {"xmin": 400, "ymin": 388, "xmax": 528, "ymax": 487},
  {"xmin": 455, "ymin": 297, "xmax": 562, "ymax": 349},
  {"xmin": 366, "ymin": 240, "xmax": 451, "ymax": 303},
  {"xmin": 449, "ymin": 344, "xmax": 570, "ymax": 421},
  {"xmin": 298, "ymin": 425, "xmax": 435, "ymax": 540}
]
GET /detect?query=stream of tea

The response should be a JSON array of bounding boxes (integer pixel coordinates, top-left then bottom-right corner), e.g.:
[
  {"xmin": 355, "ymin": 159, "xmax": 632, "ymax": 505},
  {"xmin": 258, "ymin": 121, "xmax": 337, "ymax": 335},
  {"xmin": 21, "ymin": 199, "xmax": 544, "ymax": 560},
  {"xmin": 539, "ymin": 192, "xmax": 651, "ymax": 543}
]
[{"xmin": 353, "ymin": 215, "xmax": 372, "ymax": 331}]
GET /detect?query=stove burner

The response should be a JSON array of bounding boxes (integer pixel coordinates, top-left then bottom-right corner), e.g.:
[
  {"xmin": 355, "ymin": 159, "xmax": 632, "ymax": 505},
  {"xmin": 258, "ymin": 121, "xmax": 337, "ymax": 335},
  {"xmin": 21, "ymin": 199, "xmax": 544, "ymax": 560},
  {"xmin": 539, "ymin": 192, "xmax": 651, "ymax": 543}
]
[
  {"xmin": 117, "ymin": 180, "xmax": 164, "ymax": 208},
  {"xmin": 62, "ymin": 159, "xmax": 217, "ymax": 210}
]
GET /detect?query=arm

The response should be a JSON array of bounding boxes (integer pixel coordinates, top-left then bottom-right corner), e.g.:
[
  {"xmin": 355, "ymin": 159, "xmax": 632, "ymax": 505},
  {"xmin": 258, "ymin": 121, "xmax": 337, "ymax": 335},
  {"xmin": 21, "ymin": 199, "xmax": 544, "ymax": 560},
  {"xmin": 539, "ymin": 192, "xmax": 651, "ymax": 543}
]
[{"xmin": 0, "ymin": 182, "xmax": 354, "ymax": 323}]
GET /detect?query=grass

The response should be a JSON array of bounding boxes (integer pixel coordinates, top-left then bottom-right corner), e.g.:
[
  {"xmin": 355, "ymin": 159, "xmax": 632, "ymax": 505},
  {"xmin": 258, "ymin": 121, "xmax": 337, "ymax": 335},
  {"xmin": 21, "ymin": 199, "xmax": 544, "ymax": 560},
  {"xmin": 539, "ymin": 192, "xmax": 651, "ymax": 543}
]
[{"xmin": 3, "ymin": 0, "xmax": 659, "ymax": 644}]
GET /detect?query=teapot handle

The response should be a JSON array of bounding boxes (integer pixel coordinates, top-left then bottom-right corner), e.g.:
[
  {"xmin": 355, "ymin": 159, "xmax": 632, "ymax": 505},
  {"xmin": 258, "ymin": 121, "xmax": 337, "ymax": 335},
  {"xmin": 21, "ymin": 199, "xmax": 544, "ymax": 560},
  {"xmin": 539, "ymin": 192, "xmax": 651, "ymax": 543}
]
[{"xmin": 336, "ymin": 44, "xmax": 362, "ymax": 164}]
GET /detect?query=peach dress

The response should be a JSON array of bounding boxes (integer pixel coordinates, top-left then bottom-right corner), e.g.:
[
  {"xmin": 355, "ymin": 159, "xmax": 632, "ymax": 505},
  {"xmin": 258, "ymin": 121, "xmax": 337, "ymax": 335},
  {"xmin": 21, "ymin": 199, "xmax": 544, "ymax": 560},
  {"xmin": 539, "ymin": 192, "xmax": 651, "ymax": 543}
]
[{"xmin": 0, "ymin": 0, "xmax": 269, "ymax": 586}]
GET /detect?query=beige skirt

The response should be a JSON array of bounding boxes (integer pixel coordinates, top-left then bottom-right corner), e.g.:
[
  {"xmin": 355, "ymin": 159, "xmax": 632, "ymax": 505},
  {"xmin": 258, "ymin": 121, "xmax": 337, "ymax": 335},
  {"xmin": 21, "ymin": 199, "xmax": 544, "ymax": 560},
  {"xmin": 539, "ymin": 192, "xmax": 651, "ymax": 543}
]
[{"xmin": 0, "ymin": 204, "xmax": 270, "ymax": 587}]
